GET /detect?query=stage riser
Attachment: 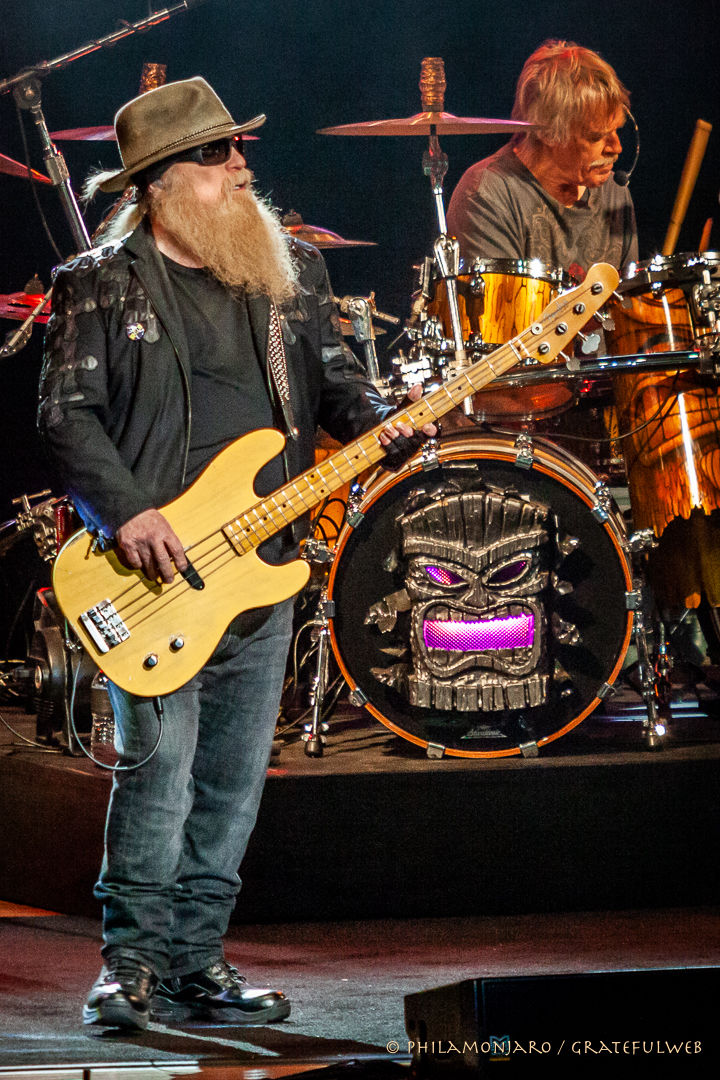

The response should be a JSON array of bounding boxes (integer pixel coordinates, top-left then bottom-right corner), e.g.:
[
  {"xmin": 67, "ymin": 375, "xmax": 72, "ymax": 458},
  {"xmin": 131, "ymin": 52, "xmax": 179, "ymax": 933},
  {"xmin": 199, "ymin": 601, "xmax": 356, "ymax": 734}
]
[{"xmin": 1, "ymin": 753, "xmax": 719, "ymax": 921}]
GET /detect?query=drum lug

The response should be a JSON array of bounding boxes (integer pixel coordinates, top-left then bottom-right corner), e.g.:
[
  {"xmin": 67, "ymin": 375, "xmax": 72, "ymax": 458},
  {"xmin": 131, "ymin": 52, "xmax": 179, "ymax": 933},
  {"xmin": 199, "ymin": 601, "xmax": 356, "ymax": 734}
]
[
  {"xmin": 590, "ymin": 480, "xmax": 613, "ymax": 522},
  {"xmin": 346, "ymin": 482, "xmax": 366, "ymax": 528},
  {"xmin": 624, "ymin": 528, "xmax": 658, "ymax": 554},
  {"xmin": 513, "ymin": 432, "xmax": 534, "ymax": 469},
  {"xmin": 625, "ymin": 587, "xmax": 644, "ymax": 610},
  {"xmin": 303, "ymin": 538, "xmax": 335, "ymax": 564},
  {"xmin": 519, "ymin": 739, "xmax": 539, "ymax": 758},
  {"xmin": 348, "ymin": 687, "xmax": 368, "ymax": 707},
  {"xmin": 426, "ymin": 741, "xmax": 445, "ymax": 759},
  {"xmin": 421, "ymin": 437, "xmax": 440, "ymax": 470}
]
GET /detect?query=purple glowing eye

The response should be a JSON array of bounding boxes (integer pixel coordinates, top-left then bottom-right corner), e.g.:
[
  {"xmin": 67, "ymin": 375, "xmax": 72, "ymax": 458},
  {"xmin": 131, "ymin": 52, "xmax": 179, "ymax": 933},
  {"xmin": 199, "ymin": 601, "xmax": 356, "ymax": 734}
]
[
  {"xmin": 485, "ymin": 557, "xmax": 531, "ymax": 587},
  {"xmin": 425, "ymin": 565, "xmax": 465, "ymax": 587}
]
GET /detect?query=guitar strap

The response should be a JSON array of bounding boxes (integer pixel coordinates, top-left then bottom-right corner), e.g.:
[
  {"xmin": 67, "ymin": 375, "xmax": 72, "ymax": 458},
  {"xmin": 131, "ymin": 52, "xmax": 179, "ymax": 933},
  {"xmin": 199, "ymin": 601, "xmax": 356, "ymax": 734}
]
[{"xmin": 267, "ymin": 302, "xmax": 298, "ymax": 440}]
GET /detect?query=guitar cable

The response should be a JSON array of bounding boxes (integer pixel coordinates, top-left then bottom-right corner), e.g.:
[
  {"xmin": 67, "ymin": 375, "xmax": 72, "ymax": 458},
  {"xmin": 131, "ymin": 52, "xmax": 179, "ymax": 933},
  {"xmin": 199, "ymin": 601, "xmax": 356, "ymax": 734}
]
[{"xmin": 68, "ymin": 652, "xmax": 164, "ymax": 772}]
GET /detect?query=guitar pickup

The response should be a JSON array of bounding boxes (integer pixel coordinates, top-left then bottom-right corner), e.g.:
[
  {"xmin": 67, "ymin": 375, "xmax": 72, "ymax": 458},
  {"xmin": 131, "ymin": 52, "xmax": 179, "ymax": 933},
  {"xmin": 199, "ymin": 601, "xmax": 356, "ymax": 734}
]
[{"xmin": 80, "ymin": 599, "xmax": 130, "ymax": 654}]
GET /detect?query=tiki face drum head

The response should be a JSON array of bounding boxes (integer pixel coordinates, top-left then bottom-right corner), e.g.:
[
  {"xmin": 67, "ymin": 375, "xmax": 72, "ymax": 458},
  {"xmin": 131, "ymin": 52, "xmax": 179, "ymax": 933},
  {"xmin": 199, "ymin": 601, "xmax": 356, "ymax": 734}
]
[{"xmin": 328, "ymin": 436, "xmax": 632, "ymax": 757}]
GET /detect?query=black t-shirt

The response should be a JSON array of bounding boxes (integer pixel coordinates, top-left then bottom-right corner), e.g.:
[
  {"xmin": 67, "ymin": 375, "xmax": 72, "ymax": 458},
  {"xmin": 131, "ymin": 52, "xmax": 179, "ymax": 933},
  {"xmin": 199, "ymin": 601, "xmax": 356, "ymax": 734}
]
[{"xmin": 164, "ymin": 257, "xmax": 289, "ymax": 562}]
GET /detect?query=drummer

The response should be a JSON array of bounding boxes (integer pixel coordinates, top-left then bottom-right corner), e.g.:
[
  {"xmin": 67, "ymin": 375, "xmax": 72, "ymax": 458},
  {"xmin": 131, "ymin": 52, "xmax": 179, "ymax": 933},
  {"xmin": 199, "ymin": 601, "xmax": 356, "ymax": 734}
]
[{"xmin": 446, "ymin": 40, "xmax": 638, "ymax": 280}]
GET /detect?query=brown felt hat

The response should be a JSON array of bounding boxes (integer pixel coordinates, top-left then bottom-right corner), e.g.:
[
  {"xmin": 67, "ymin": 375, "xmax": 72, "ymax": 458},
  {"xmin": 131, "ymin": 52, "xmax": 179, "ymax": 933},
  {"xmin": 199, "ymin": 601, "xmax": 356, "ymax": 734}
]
[{"xmin": 99, "ymin": 76, "xmax": 266, "ymax": 192}]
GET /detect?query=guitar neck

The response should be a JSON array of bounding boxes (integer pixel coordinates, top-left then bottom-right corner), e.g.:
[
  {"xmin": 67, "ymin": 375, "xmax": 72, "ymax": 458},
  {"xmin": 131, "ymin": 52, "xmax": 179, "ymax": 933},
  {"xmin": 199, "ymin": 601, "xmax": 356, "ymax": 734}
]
[{"xmin": 221, "ymin": 268, "xmax": 615, "ymax": 554}]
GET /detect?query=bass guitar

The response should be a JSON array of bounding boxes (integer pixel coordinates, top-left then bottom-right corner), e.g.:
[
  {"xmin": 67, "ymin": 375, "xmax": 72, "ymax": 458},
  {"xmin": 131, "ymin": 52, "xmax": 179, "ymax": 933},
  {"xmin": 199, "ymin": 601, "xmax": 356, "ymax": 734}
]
[{"xmin": 53, "ymin": 264, "xmax": 618, "ymax": 696}]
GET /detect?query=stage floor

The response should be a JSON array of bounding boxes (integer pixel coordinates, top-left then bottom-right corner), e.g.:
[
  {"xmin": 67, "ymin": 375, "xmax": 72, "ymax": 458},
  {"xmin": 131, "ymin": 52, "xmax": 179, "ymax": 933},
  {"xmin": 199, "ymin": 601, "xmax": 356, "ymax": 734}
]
[{"xmin": 1, "ymin": 905, "xmax": 720, "ymax": 1073}]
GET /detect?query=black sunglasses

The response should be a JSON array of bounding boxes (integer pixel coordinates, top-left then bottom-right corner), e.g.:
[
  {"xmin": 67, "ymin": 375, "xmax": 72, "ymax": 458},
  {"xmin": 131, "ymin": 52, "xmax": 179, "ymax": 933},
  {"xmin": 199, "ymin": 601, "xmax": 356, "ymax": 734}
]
[
  {"xmin": 135, "ymin": 135, "xmax": 246, "ymax": 190},
  {"xmin": 179, "ymin": 134, "xmax": 245, "ymax": 167}
]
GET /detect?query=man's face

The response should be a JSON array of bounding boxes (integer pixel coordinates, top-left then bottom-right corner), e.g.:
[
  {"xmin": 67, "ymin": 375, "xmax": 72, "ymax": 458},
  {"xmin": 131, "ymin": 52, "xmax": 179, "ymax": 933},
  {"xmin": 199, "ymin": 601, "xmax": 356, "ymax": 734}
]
[
  {"xmin": 162, "ymin": 141, "xmax": 251, "ymax": 205},
  {"xmin": 549, "ymin": 107, "xmax": 626, "ymax": 189}
]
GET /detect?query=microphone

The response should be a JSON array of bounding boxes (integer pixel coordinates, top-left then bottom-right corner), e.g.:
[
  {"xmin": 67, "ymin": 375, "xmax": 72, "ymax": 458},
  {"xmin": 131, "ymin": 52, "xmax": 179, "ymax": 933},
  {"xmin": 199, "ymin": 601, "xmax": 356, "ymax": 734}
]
[{"xmin": 614, "ymin": 111, "xmax": 639, "ymax": 187}]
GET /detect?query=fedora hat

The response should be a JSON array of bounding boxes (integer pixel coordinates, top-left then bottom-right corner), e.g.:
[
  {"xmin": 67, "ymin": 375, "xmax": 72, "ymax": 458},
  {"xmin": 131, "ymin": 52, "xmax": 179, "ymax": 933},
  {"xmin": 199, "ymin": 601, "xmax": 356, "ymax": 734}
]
[{"xmin": 99, "ymin": 76, "xmax": 266, "ymax": 192}]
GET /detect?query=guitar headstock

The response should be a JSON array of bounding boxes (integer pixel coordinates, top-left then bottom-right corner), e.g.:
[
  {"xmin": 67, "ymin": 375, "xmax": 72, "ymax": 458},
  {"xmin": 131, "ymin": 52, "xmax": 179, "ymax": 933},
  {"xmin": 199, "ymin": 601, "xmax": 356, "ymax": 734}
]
[{"xmin": 521, "ymin": 263, "xmax": 620, "ymax": 365}]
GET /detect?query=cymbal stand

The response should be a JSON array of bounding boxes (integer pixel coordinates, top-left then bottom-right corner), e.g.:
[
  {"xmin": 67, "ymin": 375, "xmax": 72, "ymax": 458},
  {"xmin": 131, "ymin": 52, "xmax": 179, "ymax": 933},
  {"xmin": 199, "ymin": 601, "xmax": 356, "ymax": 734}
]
[
  {"xmin": 301, "ymin": 585, "xmax": 335, "ymax": 758},
  {"xmin": 420, "ymin": 59, "xmax": 472, "ymax": 414},
  {"xmin": 623, "ymin": 529, "xmax": 667, "ymax": 749}
]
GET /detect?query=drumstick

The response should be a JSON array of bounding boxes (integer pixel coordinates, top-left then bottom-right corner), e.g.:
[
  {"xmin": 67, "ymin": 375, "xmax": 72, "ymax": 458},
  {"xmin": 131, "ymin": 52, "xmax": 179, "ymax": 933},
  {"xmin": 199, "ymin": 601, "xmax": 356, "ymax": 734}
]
[
  {"xmin": 662, "ymin": 119, "xmax": 713, "ymax": 256},
  {"xmin": 699, "ymin": 217, "xmax": 713, "ymax": 251}
]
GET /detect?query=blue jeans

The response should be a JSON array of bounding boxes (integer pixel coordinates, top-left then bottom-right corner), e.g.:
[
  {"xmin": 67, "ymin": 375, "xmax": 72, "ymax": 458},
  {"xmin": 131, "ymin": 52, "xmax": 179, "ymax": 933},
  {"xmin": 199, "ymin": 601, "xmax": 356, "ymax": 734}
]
[{"xmin": 96, "ymin": 600, "xmax": 294, "ymax": 978}]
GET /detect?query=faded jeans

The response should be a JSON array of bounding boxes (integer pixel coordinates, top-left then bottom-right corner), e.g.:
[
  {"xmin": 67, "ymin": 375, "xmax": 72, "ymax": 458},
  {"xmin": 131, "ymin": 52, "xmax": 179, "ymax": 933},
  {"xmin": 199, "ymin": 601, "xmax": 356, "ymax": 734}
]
[{"xmin": 96, "ymin": 600, "xmax": 294, "ymax": 978}]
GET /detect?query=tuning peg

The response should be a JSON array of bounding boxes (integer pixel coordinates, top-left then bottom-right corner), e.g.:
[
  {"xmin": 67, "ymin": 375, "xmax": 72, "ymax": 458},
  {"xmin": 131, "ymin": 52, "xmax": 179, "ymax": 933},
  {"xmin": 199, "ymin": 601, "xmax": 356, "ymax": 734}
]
[{"xmin": 577, "ymin": 331, "xmax": 602, "ymax": 354}]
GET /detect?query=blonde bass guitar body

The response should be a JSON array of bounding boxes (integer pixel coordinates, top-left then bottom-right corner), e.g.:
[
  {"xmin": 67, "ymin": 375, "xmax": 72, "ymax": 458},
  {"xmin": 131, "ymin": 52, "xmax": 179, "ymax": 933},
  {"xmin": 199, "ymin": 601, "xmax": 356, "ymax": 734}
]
[
  {"xmin": 52, "ymin": 264, "xmax": 618, "ymax": 697},
  {"xmin": 53, "ymin": 430, "xmax": 310, "ymax": 697}
]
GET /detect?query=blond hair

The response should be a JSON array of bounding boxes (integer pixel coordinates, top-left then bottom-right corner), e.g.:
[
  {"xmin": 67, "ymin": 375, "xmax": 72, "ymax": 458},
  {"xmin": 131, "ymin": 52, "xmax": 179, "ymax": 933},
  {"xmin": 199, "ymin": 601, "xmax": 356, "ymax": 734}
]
[{"xmin": 512, "ymin": 40, "xmax": 630, "ymax": 146}]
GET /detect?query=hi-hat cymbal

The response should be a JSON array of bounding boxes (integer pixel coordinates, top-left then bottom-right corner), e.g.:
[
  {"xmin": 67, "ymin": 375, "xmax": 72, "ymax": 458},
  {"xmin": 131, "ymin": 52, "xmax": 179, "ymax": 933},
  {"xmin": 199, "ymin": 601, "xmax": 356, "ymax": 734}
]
[
  {"xmin": 0, "ymin": 152, "xmax": 52, "ymax": 183},
  {"xmin": 317, "ymin": 112, "xmax": 533, "ymax": 137},
  {"xmin": 282, "ymin": 212, "xmax": 375, "ymax": 249},
  {"xmin": 49, "ymin": 126, "xmax": 260, "ymax": 142}
]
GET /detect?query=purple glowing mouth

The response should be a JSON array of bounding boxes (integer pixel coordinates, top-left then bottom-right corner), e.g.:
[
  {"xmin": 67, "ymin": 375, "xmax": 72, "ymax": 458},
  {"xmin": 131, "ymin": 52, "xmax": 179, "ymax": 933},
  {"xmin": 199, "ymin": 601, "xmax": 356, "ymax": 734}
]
[{"xmin": 423, "ymin": 613, "xmax": 535, "ymax": 651}]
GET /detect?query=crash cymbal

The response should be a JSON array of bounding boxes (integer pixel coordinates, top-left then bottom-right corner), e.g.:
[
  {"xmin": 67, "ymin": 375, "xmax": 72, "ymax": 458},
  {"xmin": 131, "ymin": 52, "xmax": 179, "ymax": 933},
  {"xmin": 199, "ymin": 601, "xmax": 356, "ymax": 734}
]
[
  {"xmin": 318, "ymin": 112, "xmax": 532, "ymax": 137},
  {"xmin": 0, "ymin": 152, "xmax": 52, "ymax": 183},
  {"xmin": 282, "ymin": 212, "xmax": 376, "ymax": 248},
  {"xmin": 0, "ymin": 292, "xmax": 51, "ymax": 324},
  {"xmin": 50, "ymin": 125, "xmax": 116, "ymax": 141},
  {"xmin": 49, "ymin": 126, "xmax": 259, "ymax": 142}
]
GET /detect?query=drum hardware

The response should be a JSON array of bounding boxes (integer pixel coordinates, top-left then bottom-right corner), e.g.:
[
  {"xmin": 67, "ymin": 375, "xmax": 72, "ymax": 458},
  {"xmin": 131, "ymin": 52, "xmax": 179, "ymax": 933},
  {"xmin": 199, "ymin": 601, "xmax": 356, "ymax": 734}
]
[
  {"xmin": 0, "ymin": 491, "xmax": 76, "ymax": 563},
  {"xmin": 334, "ymin": 293, "xmax": 399, "ymax": 386},
  {"xmin": 301, "ymin": 589, "xmax": 336, "ymax": 758},
  {"xmin": 514, "ymin": 432, "xmax": 534, "ymax": 469},
  {"xmin": 420, "ymin": 438, "xmax": 441, "ymax": 471}
]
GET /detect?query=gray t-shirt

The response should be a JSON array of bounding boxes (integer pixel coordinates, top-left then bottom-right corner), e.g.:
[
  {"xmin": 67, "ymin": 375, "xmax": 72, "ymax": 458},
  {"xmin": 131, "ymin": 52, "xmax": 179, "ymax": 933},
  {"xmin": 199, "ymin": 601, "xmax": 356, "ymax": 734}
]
[{"xmin": 446, "ymin": 142, "xmax": 638, "ymax": 278}]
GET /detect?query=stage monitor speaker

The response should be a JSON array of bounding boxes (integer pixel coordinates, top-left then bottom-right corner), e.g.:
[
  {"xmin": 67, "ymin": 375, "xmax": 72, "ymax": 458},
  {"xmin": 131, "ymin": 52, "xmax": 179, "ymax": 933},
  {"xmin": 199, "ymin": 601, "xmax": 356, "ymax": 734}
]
[{"xmin": 404, "ymin": 967, "xmax": 718, "ymax": 1075}]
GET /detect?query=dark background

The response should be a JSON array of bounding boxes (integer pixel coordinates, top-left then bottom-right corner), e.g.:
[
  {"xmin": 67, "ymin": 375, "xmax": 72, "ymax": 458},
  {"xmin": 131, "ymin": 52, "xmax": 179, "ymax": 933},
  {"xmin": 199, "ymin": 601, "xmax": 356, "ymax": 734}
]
[{"xmin": 1, "ymin": 0, "xmax": 719, "ymax": 641}]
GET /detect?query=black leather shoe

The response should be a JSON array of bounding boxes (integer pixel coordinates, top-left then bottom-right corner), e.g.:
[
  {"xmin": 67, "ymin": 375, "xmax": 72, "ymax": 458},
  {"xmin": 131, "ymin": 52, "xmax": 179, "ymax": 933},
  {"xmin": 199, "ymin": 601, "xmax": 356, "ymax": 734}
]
[
  {"xmin": 83, "ymin": 960, "xmax": 158, "ymax": 1030},
  {"xmin": 153, "ymin": 959, "xmax": 290, "ymax": 1024}
]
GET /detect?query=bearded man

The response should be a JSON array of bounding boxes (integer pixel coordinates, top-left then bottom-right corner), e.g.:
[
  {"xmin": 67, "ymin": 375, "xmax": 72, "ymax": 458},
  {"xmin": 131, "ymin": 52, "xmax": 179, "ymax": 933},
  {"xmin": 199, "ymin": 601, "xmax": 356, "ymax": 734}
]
[
  {"xmin": 447, "ymin": 41, "xmax": 639, "ymax": 279},
  {"xmin": 39, "ymin": 77, "xmax": 433, "ymax": 1032}
]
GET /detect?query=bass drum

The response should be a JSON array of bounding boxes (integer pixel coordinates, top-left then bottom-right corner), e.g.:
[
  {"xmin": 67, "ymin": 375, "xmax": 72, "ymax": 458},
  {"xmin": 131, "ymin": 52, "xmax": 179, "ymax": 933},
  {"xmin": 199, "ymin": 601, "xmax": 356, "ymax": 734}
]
[{"xmin": 328, "ymin": 434, "xmax": 633, "ymax": 758}]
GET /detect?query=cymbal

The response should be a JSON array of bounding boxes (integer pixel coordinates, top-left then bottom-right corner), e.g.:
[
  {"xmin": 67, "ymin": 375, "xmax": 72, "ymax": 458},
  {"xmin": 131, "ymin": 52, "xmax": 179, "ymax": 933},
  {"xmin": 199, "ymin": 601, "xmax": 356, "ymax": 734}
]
[
  {"xmin": 282, "ymin": 213, "xmax": 376, "ymax": 248},
  {"xmin": 50, "ymin": 125, "xmax": 116, "ymax": 141},
  {"xmin": 0, "ymin": 152, "xmax": 52, "ymax": 183},
  {"xmin": 49, "ymin": 126, "xmax": 260, "ymax": 142},
  {"xmin": 0, "ymin": 292, "xmax": 51, "ymax": 324},
  {"xmin": 339, "ymin": 318, "xmax": 385, "ymax": 336},
  {"xmin": 317, "ymin": 112, "xmax": 533, "ymax": 137}
]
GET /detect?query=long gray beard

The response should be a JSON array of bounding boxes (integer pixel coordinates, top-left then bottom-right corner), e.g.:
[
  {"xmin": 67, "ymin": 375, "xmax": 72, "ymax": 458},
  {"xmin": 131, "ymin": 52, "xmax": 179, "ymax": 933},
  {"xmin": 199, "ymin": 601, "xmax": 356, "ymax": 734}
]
[{"xmin": 149, "ymin": 170, "xmax": 299, "ymax": 303}]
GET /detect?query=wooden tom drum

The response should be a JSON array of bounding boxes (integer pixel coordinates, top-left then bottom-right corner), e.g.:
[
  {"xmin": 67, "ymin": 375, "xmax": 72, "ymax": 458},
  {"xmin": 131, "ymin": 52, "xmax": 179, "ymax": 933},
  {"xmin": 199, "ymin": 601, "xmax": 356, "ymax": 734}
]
[{"xmin": 428, "ymin": 259, "xmax": 573, "ymax": 420}]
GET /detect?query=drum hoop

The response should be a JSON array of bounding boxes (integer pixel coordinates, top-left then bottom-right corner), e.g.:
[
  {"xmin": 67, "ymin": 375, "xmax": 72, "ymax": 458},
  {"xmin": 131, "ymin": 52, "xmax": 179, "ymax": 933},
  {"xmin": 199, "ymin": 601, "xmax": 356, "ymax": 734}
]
[
  {"xmin": 621, "ymin": 251, "xmax": 720, "ymax": 292},
  {"xmin": 327, "ymin": 434, "xmax": 634, "ymax": 758},
  {"xmin": 465, "ymin": 257, "xmax": 563, "ymax": 285}
]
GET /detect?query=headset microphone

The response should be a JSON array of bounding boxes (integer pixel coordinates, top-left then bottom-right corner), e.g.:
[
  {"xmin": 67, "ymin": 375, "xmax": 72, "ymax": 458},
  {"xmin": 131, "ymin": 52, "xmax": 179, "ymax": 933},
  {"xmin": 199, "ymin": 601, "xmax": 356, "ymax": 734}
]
[{"xmin": 614, "ymin": 111, "xmax": 639, "ymax": 187}]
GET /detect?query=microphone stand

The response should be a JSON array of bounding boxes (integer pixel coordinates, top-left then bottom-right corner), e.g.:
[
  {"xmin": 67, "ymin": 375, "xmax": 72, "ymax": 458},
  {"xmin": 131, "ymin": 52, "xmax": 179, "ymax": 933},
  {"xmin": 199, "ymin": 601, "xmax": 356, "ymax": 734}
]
[{"xmin": 0, "ymin": 3, "xmax": 195, "ymax": 357}]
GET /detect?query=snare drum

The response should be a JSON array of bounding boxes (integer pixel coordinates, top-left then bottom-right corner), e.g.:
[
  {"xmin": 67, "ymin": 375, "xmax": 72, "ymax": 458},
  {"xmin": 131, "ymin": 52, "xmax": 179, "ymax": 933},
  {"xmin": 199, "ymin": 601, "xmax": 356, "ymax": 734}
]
[
  {"xmin": 328, "ymin": 434, "xmax": 633, "ymax": 758},
  {"xmin": 428, "ymin": 259, "xmax": 574, "ymax": 420}
]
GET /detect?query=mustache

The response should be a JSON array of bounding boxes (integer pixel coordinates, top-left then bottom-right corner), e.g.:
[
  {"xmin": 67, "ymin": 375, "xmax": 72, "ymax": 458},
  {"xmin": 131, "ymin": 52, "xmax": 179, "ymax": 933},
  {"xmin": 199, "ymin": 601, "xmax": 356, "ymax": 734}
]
[{"xmin": 590, "ymin": 155, "xmax": 619, "ymax": 168}]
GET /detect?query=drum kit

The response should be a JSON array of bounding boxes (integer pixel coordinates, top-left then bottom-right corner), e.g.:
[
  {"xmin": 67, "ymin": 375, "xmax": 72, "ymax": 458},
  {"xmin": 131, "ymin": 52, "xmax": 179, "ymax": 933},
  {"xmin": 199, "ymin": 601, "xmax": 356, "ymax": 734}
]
[
  {"xmin": 280, "ymin": 60, "xmax": 720, "ymax": 760},
  {"xmin": 2, "ymin": 51, "xmax": 719, "ymax": 761}
]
